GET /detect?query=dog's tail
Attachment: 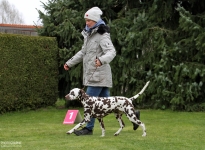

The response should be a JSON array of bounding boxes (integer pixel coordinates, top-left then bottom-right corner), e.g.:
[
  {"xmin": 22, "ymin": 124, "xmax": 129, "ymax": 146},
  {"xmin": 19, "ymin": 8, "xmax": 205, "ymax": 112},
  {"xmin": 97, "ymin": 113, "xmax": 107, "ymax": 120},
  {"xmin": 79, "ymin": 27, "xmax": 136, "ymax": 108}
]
[{"xmin": 129, "ymin": 81, "xmax": 150, "ymax": 101}]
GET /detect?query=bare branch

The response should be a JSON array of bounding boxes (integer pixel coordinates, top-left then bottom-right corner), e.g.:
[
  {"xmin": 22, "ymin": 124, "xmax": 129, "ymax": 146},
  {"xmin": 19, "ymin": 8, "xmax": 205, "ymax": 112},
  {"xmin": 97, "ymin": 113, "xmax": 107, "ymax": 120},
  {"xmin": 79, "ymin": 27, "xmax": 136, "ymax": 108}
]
[{"xmin": 0, "ymin": 0, "xmax": 25, "ymax": 24}]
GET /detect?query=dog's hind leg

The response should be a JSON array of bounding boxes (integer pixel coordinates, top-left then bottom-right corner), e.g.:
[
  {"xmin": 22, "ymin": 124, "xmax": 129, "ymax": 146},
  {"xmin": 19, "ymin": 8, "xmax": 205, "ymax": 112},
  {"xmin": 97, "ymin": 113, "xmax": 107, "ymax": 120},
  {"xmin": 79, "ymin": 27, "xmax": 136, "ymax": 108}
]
[
  {"xmin": 114, "ymin": 113, "xmax": 125, "ymax": 136},
  {"xmin": 97, "ymin": 118, "xmax": 105, "ymax": 137},
  {"xmin": 136, "ymin": 120, "xmax": 146, "ymax": 137},
  {"xmin": 125, "ymin": 113, "xmax": 146, "ymax": 137}
]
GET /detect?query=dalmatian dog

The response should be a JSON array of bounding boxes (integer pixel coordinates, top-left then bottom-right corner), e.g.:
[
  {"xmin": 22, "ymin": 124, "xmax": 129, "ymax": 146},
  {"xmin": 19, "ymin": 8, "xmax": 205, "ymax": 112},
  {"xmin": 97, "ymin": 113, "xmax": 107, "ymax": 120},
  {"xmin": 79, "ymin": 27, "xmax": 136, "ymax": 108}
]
[{"xmin": 65, "ymin": 81, "xmax": 150, "ymax": 137}]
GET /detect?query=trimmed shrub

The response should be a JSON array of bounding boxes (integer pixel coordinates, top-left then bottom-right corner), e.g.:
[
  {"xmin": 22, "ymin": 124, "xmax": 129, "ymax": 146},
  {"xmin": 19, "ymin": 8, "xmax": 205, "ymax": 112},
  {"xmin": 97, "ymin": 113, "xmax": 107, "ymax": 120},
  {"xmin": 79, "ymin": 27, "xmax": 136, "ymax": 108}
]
[{"xmin": 0, "ymin": 33, "xmax": 59, "ymax": 113}]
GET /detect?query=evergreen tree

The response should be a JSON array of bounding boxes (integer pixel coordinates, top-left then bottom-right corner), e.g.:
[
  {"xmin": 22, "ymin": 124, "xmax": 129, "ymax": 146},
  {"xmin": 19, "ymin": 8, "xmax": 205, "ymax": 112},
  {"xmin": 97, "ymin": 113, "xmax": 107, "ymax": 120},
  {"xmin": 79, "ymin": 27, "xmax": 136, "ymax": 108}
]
[{"xmin": 37, "ymin": 0, "xmax": 205, "ymax": 111}]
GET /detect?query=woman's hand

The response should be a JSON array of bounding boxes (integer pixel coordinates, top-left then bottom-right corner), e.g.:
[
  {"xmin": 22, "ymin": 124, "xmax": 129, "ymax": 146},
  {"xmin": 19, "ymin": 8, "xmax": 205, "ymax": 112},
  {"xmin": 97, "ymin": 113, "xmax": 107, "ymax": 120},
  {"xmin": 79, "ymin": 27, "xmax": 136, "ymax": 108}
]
[
  {"xmin": 95, "ymin": 58, "xmax": 102, "ymax": 67},
  {"xmin": 64, "ymin": 64, "xmax": 69, "ymax": 70}
]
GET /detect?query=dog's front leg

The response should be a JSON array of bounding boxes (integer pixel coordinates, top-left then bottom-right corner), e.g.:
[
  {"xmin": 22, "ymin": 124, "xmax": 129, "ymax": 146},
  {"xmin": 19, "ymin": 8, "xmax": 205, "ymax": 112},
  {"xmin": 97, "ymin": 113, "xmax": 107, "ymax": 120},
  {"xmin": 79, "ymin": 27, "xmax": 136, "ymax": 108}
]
[
  {"xmin": 97, "ymin": 118, "xmax": 105, "ymax": 137},
  {"xmin": 66, "ymin": 113, "xmax": 91, "ymax": 134},
  {"xmin": 66, "ymin": 119, "xmax": 87, "ymax": 134}
]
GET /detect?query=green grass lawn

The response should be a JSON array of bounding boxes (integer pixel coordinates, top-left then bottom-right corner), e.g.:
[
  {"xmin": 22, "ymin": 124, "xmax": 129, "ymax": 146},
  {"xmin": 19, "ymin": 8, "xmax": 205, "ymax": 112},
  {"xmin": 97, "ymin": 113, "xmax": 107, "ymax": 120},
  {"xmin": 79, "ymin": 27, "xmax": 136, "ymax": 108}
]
[{"xmin": 0, "ymin": 100, "xmax": 205, "ymax": 150}]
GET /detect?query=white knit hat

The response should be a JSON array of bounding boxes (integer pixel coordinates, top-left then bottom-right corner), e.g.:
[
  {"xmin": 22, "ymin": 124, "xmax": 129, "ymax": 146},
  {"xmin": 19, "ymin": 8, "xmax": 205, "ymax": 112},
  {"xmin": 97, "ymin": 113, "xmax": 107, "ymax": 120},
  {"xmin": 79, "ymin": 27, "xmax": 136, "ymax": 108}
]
[{"xmin": 84, "ymin": 7, "xmax": 103, "ymax": 22}]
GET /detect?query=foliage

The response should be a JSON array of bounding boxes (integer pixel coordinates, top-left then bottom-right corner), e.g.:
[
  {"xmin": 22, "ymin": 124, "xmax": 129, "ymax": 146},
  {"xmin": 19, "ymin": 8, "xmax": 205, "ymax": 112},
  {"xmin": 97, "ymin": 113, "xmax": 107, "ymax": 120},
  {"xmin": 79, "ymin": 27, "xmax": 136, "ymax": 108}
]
[
  {"xmin": 0, "ymin": 33, "xmax": 59, "ymax": 113},
  {"xmin": 37, "ymin": 0, "xmax": 205, "ymax": 111}
]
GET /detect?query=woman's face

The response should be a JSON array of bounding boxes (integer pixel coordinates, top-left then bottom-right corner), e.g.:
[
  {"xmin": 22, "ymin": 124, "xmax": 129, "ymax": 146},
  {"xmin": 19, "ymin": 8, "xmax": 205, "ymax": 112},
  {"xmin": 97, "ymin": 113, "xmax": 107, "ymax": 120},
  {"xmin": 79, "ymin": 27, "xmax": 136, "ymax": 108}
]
[{"xmin": 85, "ymin": 19, "xmax": 96, "ymax": 28}]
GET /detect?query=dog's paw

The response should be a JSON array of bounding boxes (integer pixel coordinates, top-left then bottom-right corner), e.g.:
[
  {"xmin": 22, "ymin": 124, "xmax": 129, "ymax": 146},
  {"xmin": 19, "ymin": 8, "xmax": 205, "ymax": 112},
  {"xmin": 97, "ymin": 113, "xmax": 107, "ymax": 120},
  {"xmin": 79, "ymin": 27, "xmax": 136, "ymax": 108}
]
[
  {"xmin": 142, "ymin": 133, "xmax": 146, "ymax": 137},
  {"xmin": 66, "ymin": 131, "xmax": 72, "ymax": 134}
]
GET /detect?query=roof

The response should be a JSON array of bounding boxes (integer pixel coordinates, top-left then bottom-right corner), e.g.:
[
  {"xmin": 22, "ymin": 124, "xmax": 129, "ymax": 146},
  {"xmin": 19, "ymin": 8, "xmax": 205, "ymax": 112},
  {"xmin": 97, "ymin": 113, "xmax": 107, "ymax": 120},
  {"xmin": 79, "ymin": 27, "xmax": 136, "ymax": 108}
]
[
  {"xmin": 0, "ymin": 23, "xmax": 42, "ymax": 29},
  {"xmin": 0, "ymin": 24, "xmax": 43, "ymax": 36}
]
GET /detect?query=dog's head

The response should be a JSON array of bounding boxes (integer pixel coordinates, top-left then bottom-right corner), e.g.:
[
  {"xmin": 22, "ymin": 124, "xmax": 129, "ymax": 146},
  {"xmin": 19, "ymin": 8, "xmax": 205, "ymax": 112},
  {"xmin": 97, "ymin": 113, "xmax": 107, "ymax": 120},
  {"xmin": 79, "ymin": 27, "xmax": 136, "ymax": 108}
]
[{"xmin": 65, "ymin": 88, "xmax": 87, "ymax": 100}]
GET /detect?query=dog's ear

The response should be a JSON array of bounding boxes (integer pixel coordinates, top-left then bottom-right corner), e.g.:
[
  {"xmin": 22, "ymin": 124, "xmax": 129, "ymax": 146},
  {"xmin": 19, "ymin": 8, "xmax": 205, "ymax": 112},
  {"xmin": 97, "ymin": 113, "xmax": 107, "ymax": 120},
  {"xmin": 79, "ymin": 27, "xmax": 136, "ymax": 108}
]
[{"xmin": 79, "ymin": 89, "xmax": 87, "ymax": 99}]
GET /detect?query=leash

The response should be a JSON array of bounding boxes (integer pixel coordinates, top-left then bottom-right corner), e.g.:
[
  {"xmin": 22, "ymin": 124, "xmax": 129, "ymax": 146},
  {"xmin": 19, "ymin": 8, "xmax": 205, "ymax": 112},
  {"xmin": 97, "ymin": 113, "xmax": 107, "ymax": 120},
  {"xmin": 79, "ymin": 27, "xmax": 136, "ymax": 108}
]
[
  {"xmin": 82, "ymin": 66, "xmax": 98, "ymax": 90},
  {"xmin": 82, "ymin": 54, "xmax": 102, "ymax": 90}
]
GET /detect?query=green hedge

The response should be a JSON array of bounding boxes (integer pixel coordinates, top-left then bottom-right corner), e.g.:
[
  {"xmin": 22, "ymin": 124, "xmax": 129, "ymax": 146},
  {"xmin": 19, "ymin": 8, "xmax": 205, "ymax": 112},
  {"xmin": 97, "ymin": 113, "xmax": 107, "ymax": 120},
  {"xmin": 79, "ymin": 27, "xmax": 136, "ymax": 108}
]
[{"xmin": 0, "ymin": 33, "xmax": 59, "ymax": 113}]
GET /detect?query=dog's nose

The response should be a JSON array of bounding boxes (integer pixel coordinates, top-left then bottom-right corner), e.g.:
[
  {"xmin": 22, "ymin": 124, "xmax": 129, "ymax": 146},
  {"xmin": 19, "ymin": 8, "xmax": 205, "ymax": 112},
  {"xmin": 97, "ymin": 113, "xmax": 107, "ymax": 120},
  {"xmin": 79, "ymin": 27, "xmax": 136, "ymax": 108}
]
[{"xmin": 65, "ymin": 94, "xmax": 70, "ymax": 100}]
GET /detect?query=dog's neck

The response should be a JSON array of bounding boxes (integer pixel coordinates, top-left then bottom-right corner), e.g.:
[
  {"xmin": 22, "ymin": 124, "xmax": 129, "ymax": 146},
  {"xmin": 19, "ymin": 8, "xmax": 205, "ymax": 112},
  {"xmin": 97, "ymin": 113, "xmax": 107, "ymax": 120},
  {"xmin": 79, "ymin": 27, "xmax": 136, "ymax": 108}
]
[{"xmin": 78, "ymin": 93, "xmax": 89, "ymax": 102}]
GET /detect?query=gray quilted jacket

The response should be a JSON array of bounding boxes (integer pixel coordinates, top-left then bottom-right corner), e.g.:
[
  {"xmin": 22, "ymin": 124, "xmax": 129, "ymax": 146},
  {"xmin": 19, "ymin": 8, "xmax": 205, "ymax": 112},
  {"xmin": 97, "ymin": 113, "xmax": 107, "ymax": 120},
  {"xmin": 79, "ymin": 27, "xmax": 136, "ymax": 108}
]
[{"xmin": 66, "ymin": 25, "xmax": 116, "ymax": 87}]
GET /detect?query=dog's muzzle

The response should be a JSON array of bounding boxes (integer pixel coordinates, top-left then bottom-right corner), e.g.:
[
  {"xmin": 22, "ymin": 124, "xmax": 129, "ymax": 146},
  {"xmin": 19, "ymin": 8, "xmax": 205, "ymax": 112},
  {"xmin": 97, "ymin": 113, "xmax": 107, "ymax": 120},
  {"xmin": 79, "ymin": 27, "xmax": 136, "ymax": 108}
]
[{"xmin": 65, "ymin": 94, "xmax": 70, "ymax": 100}]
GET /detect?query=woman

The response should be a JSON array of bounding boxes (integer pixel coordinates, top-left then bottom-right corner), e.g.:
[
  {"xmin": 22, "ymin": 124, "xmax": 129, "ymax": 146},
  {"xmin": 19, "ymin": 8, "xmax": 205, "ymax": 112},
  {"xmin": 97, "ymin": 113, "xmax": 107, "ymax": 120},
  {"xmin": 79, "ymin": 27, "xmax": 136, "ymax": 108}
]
[{"xmin": 64, "ymin": 7, "xmax": 116, "ymax": 135}]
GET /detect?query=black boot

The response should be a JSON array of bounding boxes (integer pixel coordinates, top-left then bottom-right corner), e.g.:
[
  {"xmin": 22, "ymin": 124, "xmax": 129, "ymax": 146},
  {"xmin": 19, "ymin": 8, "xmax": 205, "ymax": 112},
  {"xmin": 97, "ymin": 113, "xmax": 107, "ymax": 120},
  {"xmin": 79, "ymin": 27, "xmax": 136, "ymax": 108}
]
[
  {"xmin": 133, "ymin": 110, "xmax": 140, "ymax": 130},
  {"xmin": 73, "ymin": 127, "xmax": 93, "ymax": 136}
]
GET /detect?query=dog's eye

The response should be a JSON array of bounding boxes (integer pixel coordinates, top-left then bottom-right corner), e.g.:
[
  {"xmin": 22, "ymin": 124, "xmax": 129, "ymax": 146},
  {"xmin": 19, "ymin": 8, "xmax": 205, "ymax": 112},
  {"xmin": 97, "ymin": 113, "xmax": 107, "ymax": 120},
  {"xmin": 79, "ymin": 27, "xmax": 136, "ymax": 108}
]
[{"xmin": 71, "ymin": 91, "xmax": 75, "ymax": 96}]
